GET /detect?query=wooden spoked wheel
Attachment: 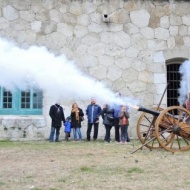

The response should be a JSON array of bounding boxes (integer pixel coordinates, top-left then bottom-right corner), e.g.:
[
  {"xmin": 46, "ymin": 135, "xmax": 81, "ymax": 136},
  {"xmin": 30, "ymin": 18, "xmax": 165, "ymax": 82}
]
[
  {"xmin": 137, "ymin": 107, "xmax": 163, "ymax": 149},
  {"xmin": 155, "ymin": 106, "xmax": 190, "ymax": 153}
]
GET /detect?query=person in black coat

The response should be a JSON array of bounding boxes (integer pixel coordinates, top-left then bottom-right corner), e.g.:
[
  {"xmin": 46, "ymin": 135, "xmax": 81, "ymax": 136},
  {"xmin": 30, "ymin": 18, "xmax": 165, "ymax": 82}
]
[
  {"xmin": 49, "ymin": 101, "xmax": 65, "ymax": 142},
  {"xmin": 70, "ymin": 103, "xmax": 84, "ymax": 141},
  {"xmin": 101, "ymin": 104, "xmax": 114, "ymax": 143},
  {"xmin": 113, "ymin": 92, "xmax": 122, "ymax": 142}
]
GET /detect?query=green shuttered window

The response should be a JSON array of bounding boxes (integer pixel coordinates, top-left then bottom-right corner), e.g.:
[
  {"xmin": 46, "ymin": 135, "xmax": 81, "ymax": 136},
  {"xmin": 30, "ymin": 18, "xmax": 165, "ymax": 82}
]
[{"xmin": 0, "ymin": 87, "xmax": 43, "ymax": 115}]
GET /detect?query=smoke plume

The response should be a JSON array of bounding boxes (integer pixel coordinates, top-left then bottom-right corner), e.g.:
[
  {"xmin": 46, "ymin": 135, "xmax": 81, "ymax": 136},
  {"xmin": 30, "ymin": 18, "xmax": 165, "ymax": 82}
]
[{"xmin": 0, "ymin": 37, "xmax": 138, "ymax": 107}]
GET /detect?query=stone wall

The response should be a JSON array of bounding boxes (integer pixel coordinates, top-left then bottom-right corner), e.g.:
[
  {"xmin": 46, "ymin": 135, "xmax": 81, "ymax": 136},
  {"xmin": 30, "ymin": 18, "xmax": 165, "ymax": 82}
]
[
  {"xmin": 0, "ymin": 116, "xmax": 47, "ymax": 141},
  {"xmin": 0, "ymin": 0, "xmax": 190, "ymax": 140}
]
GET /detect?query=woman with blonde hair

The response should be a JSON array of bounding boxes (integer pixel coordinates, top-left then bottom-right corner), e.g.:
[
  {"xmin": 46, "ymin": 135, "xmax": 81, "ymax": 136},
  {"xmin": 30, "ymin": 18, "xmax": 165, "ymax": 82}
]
[{"xmin": 70, "ymin": 103, "xmax": 84, "ymax": 141}]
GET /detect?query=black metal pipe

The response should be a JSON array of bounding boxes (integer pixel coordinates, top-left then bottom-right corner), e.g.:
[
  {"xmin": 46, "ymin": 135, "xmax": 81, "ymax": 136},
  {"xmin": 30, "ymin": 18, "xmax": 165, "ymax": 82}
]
[{"xmin": 138, "ymin": 106, "xmax": 160, "ymax": 116}]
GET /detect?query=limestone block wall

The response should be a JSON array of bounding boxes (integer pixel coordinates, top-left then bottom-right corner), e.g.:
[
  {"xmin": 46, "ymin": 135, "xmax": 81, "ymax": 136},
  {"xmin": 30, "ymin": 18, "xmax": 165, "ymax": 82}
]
[
  {"xmin": 0, "ymin": 116, "xmax": 47, "ymax": 141},
  {"xmin": 0, "ymin": 0, "xmax": 190, "ymax": 140}
]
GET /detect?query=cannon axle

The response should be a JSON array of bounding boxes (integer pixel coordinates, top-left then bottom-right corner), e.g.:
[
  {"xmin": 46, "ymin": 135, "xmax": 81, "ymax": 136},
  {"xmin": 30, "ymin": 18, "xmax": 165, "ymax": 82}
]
[{"xmin": 173, "ymin": 125, "xmax": 181, "ymax": 135}]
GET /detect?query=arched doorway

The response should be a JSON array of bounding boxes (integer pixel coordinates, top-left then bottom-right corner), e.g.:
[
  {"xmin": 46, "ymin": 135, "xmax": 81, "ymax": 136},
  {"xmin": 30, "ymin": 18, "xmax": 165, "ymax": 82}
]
[{"xmin": 166, "ymin": 58, "xmax": 187, "ymax": 107}]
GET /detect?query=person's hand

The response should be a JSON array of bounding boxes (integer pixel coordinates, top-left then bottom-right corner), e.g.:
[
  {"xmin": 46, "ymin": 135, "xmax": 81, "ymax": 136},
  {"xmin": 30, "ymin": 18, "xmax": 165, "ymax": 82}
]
[{"xmin": 95, "ymin": 118, "xmax": 99, "ymax": 123}]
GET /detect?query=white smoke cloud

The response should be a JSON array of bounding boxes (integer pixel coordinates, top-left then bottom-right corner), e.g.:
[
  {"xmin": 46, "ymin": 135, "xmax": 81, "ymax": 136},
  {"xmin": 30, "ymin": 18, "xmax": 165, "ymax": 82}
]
[
  {"xmin": 0, "ymin": 37, "xmax": 138, "ymax": 107},
  {"xmin": 178, "ymin": 59, "xmax": 190, "ymax": 105}
]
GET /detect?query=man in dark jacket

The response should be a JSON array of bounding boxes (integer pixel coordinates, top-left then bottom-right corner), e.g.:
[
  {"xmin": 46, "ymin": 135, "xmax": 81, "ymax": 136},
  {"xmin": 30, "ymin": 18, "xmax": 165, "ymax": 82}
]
[
  {"xmin": 49, "ymin": 101, "xmax": 66, "ymax": 142},
  {"xmin": 86, "ymin": 98, "xmax": 102, "ymax": 141},
  {"xmin": 101, "ymin": 104, "xmax": 114, "ymax": 143},
  {"xmin": 113, "ymin": 92, "xmax": 130, "ymax": 143},
  {"xmin": 113, "ymin": 92, "xmax": 122, "ymax": 142}
]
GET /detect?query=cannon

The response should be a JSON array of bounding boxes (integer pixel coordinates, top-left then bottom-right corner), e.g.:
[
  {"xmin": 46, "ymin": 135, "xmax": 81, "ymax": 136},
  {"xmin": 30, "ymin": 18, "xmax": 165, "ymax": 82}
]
[
  {"xmin": 132, "ymin": 105, "xmax": 190, "ymax": 153},
  {"xmin": 132, "ymin": 83, "xmax": 190, "ymax": 153}
]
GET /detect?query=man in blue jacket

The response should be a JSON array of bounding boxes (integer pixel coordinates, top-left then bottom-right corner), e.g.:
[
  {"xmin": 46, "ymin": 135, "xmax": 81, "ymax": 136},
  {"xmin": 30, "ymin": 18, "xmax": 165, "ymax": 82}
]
[{"xmin": 86, "ymin": 98, "xmax": 102, "ymax": 141}]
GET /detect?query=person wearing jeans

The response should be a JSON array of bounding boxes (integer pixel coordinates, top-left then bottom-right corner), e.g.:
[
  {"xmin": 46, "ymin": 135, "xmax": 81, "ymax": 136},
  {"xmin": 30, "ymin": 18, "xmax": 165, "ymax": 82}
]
[
  {"xmin": 101, "ymin": 104, "xmax": 114, "ymax": 143},
  {"xmin": 118, "ymin": 105, "xmax": 130, "ymax": 144},
  {"xmin": 113, "ymin": 106, "xmax": 120, "ymax": 142},
  {"xmin": 49, "ymin": 101, "xmax": 66, "ymax": 142},
  {"xmin": 73, "ymin": 125, "xmax": 82, "ymax": 140},
  {"xmin": 71, "ymin": 103, "xmax": 84, "ymax": 141}
]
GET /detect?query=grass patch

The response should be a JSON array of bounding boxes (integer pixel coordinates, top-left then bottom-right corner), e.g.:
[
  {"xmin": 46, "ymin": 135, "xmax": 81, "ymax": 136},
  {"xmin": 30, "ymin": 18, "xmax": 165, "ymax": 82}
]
[
  {"xmin": 0, "ymin": 141, "xmax": 190, "ymax": 190},
  {"xmin": 127, "ymin": 167, "xmax": 144, "ymax": 174},
  {"xmin": 185, "ymin": 180, "xmax": 190, "ymax": 185},
  {"xmin": 0, "ymin": 139, "xmax": 11, "ymax": 143},
  {"xmin": 80, "ymin": 166, "xmax": 94, "ymax": 172},
  {"xmin": 25, "ymin": 175, "xmax": 33, "ymax": 179},
  {"xmin": 0, "ymin": 181, "xmax": 5, "ymax": 186},
  {"xmin": 58, "ymin": 178, "xmax": 66, "ymax": 183}
]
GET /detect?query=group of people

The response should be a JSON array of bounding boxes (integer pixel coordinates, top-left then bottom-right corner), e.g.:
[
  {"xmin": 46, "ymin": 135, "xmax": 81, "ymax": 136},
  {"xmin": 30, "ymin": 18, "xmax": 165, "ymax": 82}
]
[
  {"xmin": 101, "ymin": 103, "xmax": 130, "ymax": 144},
  {"xmin": 49, "ymin": 95, "xmax": 130, "ymax": 144},
  {"xmin": 49, "ymin": 100, "xmax": 84, "ymax": 142}
]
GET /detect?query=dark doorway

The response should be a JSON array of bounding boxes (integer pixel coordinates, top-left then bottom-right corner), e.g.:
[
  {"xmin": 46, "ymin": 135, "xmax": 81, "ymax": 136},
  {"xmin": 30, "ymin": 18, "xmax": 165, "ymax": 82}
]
[{"xmin": 166, "ymin": 58, "xmax": 187, "ymax": 107}]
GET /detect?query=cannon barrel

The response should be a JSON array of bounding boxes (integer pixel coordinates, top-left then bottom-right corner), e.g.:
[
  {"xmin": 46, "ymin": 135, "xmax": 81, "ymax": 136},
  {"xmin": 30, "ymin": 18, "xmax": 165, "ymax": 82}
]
[{"xmin": 138, "ymin": 106, "xmax": 160, "ymax": 116}]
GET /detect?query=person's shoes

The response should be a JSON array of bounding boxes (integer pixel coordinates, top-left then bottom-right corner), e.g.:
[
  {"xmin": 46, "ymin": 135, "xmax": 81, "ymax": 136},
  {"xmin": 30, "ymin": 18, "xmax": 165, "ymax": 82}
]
[{"xmin": 55, "ymin": 140, "xmax": 60, "ymax": 142}]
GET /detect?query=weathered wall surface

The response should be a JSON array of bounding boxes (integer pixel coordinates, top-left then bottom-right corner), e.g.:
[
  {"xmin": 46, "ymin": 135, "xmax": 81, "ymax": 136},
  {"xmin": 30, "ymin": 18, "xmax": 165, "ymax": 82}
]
[{"xmin": 0, "ymin": 0, "xmax": 190, "ymax": 140}]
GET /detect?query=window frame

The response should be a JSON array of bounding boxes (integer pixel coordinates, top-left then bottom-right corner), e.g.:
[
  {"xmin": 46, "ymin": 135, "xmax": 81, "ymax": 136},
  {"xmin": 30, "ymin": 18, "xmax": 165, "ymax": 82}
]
[
  {"xmin": 166, "ymin": 58, "xmax": 187, "ymax": 107},
  {"xmin": 0, "ymin": 87, "xmax": 43, "ymax": 115}
]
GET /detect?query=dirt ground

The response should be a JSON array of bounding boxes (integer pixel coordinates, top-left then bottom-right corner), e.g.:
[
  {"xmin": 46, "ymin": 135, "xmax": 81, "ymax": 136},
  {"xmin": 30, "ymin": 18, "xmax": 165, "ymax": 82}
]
[{"xmin": 0, "ymin": 140, "xmax": 190, "ymax": 190}]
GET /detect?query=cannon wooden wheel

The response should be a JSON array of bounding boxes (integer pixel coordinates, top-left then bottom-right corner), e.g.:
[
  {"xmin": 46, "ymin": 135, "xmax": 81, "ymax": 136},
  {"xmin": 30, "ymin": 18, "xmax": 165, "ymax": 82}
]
[
  {"xmin": 137, "ymin": 107, "xmax": 164, "ymax": 149},
  {"xmin": 155, "ymin": 106, "xmax": 190, "ymax": 153}
]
